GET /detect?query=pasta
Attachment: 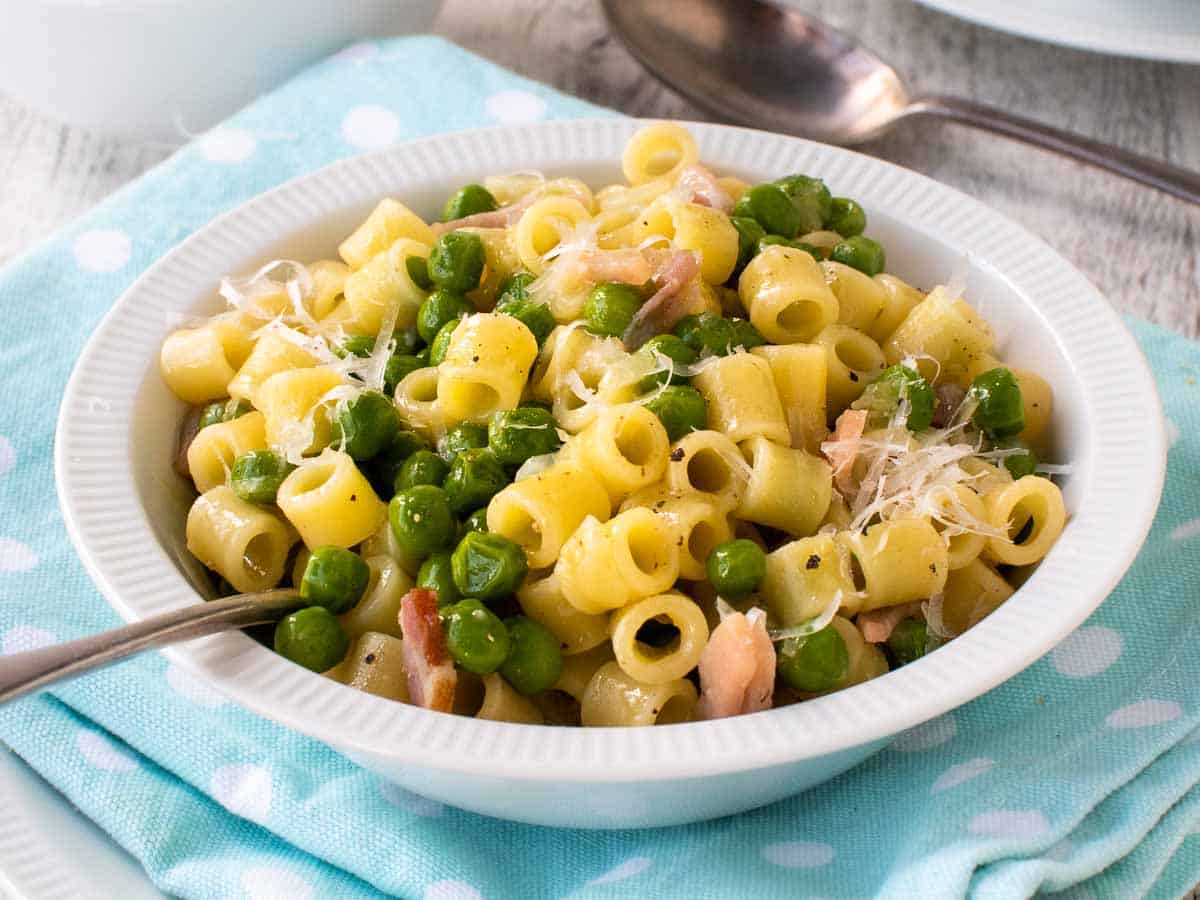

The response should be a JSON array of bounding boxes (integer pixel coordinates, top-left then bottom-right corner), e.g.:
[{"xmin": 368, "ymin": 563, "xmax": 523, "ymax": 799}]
[{"xmin": 163, "ymin": 122, "xmax": 1067, "ymax": 728}]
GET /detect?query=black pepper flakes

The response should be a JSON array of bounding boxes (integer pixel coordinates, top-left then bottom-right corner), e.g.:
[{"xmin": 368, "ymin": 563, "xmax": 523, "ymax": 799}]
[
  {"xmin": 350, "ymin": 494, "xmax": 357, "ymax": 502},
  {"xmin": 669, "ymin": 448, "xmax": 685, "ymax": 462},
  {"xmin": 472, "ymin": 355, "xmax": 480, "ymax": 363},
  {"xmin": 364, "ymin": 653, "xmax": 376, "ymax": 665},
  {"xmin": 806, "ymin": 554, "xmax": 821, "ymax": 570},
  {"xmin": 849, "ymin": 371, "xmax": 859, "ymax": 382},
  {"xmin": 929, "ymin": 563, "xmax": 937, "ymax": 574}
]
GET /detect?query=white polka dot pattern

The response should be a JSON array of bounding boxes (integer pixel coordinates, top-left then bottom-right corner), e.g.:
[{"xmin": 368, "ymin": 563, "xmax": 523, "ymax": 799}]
[
  {"xmin": 587, "ymin": 857, "xmax": 653, "ymax": 885},
  {"xmin": 72, "ymin": 229, "xmax": 132, "ymax": 273},
  {"xmin": 1051, "ymin": 626, "xmax": 1123, "ymax": 678},
  {"xmin": 485, "ymin": 89, "xmax": 547, "ymax": 124},
  {"xmin": 341, "ymin": 105, "xmax": 400, "ymax": 150},
  {"xmin": 240, "ymin": 867, "xmax": 313, "ymax": 900},
  {"xmin": 0, "ymin": 435, "xmax": 13, "ymax": 477},
  {"xmin": 892, "ymin": 714, "xmax": 957, "ymax": 752},
  {"xmin": 211, "ymin": 763, "xmax": 273, "ymax": 825},
  {"xmin": 931, "ymin": 758, "xmax": 994, "ymax": 794},
  {"xmin": 968, "ymin": 810, "xmax": 1050, "ymax": 839},
  {"xmin": 1105, "ymin": 699, "xmax": 1181, "ymax": 729},
  {"xmin": 200, "ymin": 128, "xmax": 258, "ymax": 164},
  {"xmin": 760, "ymin": 841, "xmax": 836, "ymax": 868},
  {"xmin": 1, "ymin": 625, "xmax": 55, "ymax": 654},
  {"xmin": 0, "ymin": 537, "xmax": 38, "ymax": 572},
  {"xmin": 76, "ymin": 730, "xmax": 139, "ymax": 772},
  {"xmin": 422, "ymin": 880, "xmax": 483, "ymax": 900}
]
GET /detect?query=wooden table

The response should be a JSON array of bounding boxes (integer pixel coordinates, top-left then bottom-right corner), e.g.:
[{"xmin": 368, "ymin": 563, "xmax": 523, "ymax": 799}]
[{"xmin": 1, "ymin": 0, "xmax": 1197, "ymax": 337}]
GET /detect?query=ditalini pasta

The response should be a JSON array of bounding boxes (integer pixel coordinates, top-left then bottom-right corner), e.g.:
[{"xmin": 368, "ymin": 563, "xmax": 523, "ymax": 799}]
[{"xmin": 162, "ymin": 122, "xmax": 1068, "ymax": 726}]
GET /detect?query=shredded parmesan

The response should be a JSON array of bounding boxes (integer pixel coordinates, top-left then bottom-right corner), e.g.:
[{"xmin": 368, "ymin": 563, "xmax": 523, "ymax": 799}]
[{"xmin": 767, "ymin": 591, "xmax": 843, "ymax": 643}]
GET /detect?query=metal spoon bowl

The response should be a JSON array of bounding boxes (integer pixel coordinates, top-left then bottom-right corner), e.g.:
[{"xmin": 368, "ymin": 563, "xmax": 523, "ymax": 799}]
[{"xmin": 603, "ymin": 0, "xmax": 1200, "ymax": 203}]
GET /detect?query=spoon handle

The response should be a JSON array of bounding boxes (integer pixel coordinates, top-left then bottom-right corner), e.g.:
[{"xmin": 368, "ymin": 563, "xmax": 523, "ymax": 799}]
[
  {"xmin": 0, "ymin": 590, "xmax": 304, "ymax": 704},
  {"xmin": 908, "ymin": 95, "xmax": 1200, "ymax": 204}
]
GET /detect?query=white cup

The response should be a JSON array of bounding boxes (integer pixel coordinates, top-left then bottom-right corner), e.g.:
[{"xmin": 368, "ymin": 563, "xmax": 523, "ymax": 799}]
[{"xmin": 0, "ymin": 0, "xmax": 444, "ymax": 141}]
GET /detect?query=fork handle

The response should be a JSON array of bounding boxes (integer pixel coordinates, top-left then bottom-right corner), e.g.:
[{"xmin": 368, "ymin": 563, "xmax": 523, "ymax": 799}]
[
  {"xmin": 0, "ymin": 590, "xmax": 304, "ymax": 704},
  {"xmin": 908, "ymin": 94, "xmax": 1200, "ymax": 204}
]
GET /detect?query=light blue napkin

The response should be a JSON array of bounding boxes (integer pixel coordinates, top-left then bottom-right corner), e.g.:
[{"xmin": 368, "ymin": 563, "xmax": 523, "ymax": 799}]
[{"xmin": 1, "ymin": 35, "xmax": 1197, "ymax": 900}]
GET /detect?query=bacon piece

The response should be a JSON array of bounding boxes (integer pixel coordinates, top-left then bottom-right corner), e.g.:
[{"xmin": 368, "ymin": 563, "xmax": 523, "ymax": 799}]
[
  {"xmin": 932, "ymin": 382, "xmax": 966, "ymax": 428},
  {"xmin": 399, "ymin": 588, "xmax": 457, "ymax": 712},
  {"xmin": 858, "ymin": 601, "xmax": 924, "ymax": 644},
  {"xmin": 174, "ymin": 406, "xmax": 203, "ymax": 480},
  {"xmin": 572, "ymin": 248, "xmax": 653, "ymax": 286},
  {"xmin": 622, "ymin": 250, "xmax": 701, "ymax": 349},
  {"xmin": 676, "ymin": 164, "xmax": 733, "ymax": 212},
  {"xmin": 823, "ymin": 409, "xmax": 868, "ymax": 494},
  {"xmin": 431, "ymin": 193, "xmax": 538, "ymax": 236},
  {"xmin": 697, "ymin": 609, "xmax": 776, "ymax": 720}
]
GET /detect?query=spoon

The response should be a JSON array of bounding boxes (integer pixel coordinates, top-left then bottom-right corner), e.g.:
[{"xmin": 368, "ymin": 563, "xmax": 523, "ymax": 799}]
[
  {"xmin": 602, "ymin": 0, "xmax": 1200, "ymax": 204},
  {"xmin": 0, "ymin": 590, "xmax": 305, "ymax": 704}
]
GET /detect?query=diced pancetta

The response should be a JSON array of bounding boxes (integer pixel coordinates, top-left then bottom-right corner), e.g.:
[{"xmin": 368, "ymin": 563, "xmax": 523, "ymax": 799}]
[
  {"xmin": 858, "ymin": 601, "xmax": 924, "ymax": 644},
  {"xmin": 823, "ymin": 409, "xmax": 868, "ymax": 494},
  {"xmin": 622, "ymin": 250, "xmax": 701, "ymax": 349},
  {"xmin": 697, "ymin": 608, "xmax": 776, "ymax": 719},
  {"xmin": 399, "ymin": 588, "xmax": 457, "ymax": 712}
]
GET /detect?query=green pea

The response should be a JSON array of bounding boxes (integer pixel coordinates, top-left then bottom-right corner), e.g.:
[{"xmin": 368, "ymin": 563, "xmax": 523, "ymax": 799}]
[
  {"xmin": 274, "ymin": 606, "xmax": 349, "ymax": 673},
  {"xmin": 428, "ymin": 231, "xmax": 486, "ymax": 294},
  {"xmin": 495, "ymin": 296, "xmax": 556, "ymax": 347},
  {"xmin": 500, "ymin": 615, "xmax": 563, "ymax": 695},
  {"xmin": 230, "ymin": 449, "xmax": 295, "ymax": 505},
  {"xmin": 437, "ymin": 422, "xmax": 489, "ymax": 462},
  {"xmin": 852, "ymin": 364, "xmax": 935, "ymax": 432},
  {"xmin": 444, "ymin": 448, "xmax": 508, "ymax": 515},
  {"xmin": 827, "ymin": 197, "xmax": 866, "ymax": 237},
  {"xmin": 417, "ymin": 289, "xmax": 474, "ymax": 343},
  {"xmin": 199, "ymin": 397, "xmax": 251, "ymax": 430},
  {"xmin": 999, "ymin": 440, "xmax": 1039, "ymax": 479},
  {"xmin": 334, "ymin": 334, "xmax": 375, "ymax": 359},
  {"xmin": 405, "ymin": 255, "xmax": 434, "ymax": 291},
  {"xmin": 674, "ymin": 312, "xmax": 735, "ymax": 357},
  {"xmin": 887, "ymin": 618, "xmax": 928, "ymax": 666},
  {"xmin": 497, "ymin": 272, "xmax": 535, "ymax": 304},
  {"xmin": 428, "ymin": 316, "xmax": 463, "ymax": 367},
  {"xmin": 777, "ymin": 626, "xmax": 849, "ymax": 692},
  {"xmin": 331, "ymin": 390, "xmax": 400, "ymax": 462},
  {"xmin": 461, "ymin": 507, "xmax": 490, "ymax": 535},
  {"xmin": 585, "ymin": 282, "xmax": 643, "ymax": 338},
  {"xmin": 642, "ymin": 384, "xmax": 708, "ymax": 442},
  {"xmin": 730, "ymin": 318, "xmax": 766, "ymax": 350},
  {"xmin": 417, "ymin": 552, "xmax": 460, "ymax": 606},
  {"xmin": 393, "ymin": 327, "xmax": 422, "ymax": 355},
  {"xmin": 364, "ymin": 428, "xmax": 429, "ymax": 499},
  {"xmin": 638, "ymin": 333, "xmax": 698, "ymax": 391},
  {"xmin": 396, "ymin": 449, "xmax": 449, "ymax": 491},
  {"xmin": 706, "ymin": 539, "xmax": 767, "ymax": 598},
  {"xmin": 299, "ymin": 546, "xmax": 370, "ymax": 614},
  {"xmin": 732, "ymin": 183, "xmax": 802, "ymax": 238},
  {"xmin": 830, "ymin": 235, "xmax": 886, "ymax": 276},
  {"xmin": 730, "ymin": 215, "xmax": 766, "ymax": 276},
  {"xmin": 451, "ymin": 531, "xmax": 528, "ymax": 601},
  {"xmin": 488, "ymin": 406, "xmax": 562, "ymax": 466},
  {"xmin": 970, "ymin": 368, "xmax": 1024, "ymax": 439},
  {"xmin": 442, "ymin": 599, "xmax": 511, "ymax": 674},
  {"xmin": 442, "ymin": 184, "xmax": 498, "ymax": 222},
  {"xmin": 757, "ymin": 234, "xmax": 823, "ymax": 262},
  {"xmin": 383, "ymin": 353, "xmax": 426, "ymax": 397},
  {"xmin": 774, "ymin": 174, "xmax": 832, "ymax": 234},
  {"xmin": 388, "ymin": 485, "xmax": 456, "ymax": 558}
]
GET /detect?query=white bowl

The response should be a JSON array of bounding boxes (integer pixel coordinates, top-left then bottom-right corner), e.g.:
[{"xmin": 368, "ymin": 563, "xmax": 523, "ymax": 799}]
[
  {"xmin": 55, "ymin": 119, "xmax": 1166, "ymax": 828},
  {"xmin": 0, "ymin": 0, "xmax": 443, "ymax": 140}
]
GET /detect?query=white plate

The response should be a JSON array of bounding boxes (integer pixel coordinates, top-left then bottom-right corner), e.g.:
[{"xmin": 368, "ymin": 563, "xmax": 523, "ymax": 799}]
[
  {"xmin": 911, "ymin": 0, "xmax": 1200, "ymax": 64},
  {"xmin": 54, "ymin": 118, "xmax": 1166, "ymax": 828},
  {"xmin": 0, "ymin": 746, "xmax": 162, "ymax": 899}
]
